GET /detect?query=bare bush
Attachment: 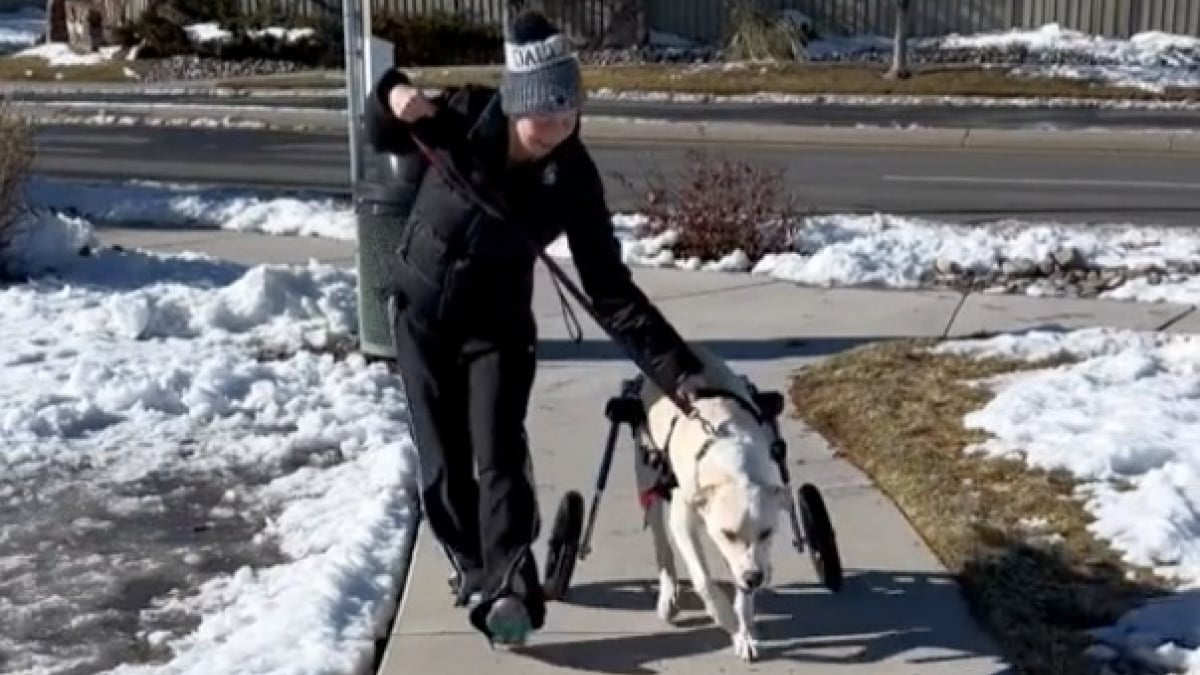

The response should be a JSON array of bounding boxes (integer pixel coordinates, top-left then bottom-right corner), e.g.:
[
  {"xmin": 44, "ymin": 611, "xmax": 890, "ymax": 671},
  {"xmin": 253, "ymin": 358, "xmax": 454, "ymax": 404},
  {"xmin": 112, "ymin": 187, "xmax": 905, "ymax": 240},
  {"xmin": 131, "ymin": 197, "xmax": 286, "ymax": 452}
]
[
  {"xmin": 0, "ymin": 101, "xmax": 34, "ymax": 279},
  {"xmin": 616, "ymin": 149, "xmax": 807, "ymax": 264},
  {"xmin": 724, "ymin": 1, "xmax": 807, "ymax": 62}
]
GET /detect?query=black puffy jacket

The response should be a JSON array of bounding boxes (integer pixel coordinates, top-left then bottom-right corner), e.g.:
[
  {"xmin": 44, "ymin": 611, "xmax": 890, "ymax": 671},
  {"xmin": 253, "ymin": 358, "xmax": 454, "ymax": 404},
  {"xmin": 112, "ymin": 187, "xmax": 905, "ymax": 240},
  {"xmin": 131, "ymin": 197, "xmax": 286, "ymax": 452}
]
[{"xmin": 364, "ymin": 69, "xmax": 701, "ymax": 392}]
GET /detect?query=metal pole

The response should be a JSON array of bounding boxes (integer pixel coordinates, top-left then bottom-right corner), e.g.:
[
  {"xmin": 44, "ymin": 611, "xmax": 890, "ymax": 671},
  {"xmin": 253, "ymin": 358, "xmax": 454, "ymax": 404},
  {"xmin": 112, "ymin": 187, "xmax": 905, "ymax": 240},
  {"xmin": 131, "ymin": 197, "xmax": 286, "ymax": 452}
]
[
  {"xmin": 342, "ymin": 0, "xmax": 365, "ymax": 187},
  {"xmin": 350, "ymin": 0, "xmax": 408, "ymax": 360}
]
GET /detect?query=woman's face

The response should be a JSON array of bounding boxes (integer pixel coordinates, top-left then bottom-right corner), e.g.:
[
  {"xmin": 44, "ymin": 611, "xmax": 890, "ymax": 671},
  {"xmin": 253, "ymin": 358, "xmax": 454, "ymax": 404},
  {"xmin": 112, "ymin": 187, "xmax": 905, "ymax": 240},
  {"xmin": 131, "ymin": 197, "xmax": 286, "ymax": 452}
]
[{"xmin": 511, "ymin": 109, "xmax": 578, "ymax": 161}]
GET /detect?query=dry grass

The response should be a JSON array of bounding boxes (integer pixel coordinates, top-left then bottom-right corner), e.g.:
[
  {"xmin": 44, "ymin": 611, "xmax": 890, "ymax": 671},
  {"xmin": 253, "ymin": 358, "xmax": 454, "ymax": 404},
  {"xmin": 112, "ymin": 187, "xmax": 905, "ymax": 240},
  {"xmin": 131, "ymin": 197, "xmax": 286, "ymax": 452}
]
[
  {"xmin": 0, "ymin": 99, "xmax": 33, "ymax": 279},
  {"xmin": 406, "ymin": 62, "xmax": 1200, "ymax": 101},
  {"xmin": 214, "ymin": 70, "xmax": 343, "ymax": 89},
  {"xmin": 0, "ymin": 55, "xmax": 150, "ymax": 82},
  {"xmin": 788, "ymin": 339, "xmax": 1171, "ymax": 675},
  {"xmin": 12, "ymin": 51, "xmax": 1196, "ymax": 102}
]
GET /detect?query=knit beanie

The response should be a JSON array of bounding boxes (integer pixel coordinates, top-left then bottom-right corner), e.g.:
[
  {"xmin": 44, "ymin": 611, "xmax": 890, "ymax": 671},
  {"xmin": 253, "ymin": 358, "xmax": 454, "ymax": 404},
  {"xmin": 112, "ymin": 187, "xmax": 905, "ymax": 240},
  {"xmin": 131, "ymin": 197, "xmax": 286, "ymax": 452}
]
[{"xmin": 499, "ymin": 10, "xmax": 584, "ymax": 117}]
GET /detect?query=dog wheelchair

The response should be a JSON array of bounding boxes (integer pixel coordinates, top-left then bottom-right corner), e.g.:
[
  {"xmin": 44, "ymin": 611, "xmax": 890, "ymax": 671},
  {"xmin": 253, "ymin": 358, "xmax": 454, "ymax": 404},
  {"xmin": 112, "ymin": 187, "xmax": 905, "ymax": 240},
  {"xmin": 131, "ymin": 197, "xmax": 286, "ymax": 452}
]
[{"xmin": 542, "ymin": 373, "xmax": 844, "ymax": 602}]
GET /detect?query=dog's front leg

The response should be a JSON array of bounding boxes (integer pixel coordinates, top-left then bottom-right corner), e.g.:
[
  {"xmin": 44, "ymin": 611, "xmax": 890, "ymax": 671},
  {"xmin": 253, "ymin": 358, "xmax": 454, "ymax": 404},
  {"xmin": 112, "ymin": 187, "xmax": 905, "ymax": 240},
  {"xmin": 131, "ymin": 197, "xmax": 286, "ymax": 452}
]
[
  {"xmin": 646, "ymin": 497, "xmax": 680, "ymax": 623},
  {"xmin": 667, "ymin": 495, "xmax": 737, "ymax": 638},
  {"xmin": 733, "ymin": 589, "xmax": 759, "ymax": 661}
]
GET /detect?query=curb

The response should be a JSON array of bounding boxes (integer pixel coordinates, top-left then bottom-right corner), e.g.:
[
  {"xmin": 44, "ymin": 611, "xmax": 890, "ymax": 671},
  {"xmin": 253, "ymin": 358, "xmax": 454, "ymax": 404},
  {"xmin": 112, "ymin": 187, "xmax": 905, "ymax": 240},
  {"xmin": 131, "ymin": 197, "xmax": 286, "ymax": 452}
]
[
  {"xmin": 15, "ymin": 100, "xmax": 1199, "ymax": 153},
  {"xmin": 582, "ymin": 117, "xmax": 1195, "ymax": 152},
  {"xmin": 4, "ymin": 80, "xmax": 1200, "ymax": 111}
]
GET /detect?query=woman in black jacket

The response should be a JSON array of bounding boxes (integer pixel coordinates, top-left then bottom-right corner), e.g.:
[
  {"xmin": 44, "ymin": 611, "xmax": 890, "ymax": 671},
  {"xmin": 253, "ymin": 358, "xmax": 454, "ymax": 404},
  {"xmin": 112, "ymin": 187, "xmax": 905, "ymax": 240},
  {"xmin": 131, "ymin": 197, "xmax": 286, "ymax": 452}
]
[{"xmin": 364, "ymin": 9, "xmax": 704, "ymax": 647}]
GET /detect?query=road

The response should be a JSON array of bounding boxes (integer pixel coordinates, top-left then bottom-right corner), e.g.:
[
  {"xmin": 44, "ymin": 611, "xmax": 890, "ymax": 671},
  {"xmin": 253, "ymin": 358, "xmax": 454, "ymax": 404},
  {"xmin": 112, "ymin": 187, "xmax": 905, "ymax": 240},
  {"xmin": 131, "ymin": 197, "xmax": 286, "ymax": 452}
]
[
  {"xmin": 32, "ymin": 124, "xmax": 1200, "ymax": 226},
  {"xmin": 14, "ymin": 91, "xmax": 1200, "ymax": 129}
]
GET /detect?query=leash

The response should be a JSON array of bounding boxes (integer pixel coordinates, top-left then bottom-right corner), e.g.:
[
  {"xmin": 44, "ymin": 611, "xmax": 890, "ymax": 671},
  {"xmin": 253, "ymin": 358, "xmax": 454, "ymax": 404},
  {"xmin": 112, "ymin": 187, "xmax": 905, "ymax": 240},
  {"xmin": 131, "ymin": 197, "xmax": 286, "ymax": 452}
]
[{"xmin": 404, "ymin": 120, "xmax": 700, "ymax": 418}]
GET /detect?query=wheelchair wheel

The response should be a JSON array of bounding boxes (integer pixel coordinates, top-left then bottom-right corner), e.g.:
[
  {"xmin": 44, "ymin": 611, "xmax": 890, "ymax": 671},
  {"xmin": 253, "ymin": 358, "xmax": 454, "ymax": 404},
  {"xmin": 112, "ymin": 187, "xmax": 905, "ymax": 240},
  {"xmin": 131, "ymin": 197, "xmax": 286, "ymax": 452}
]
[
  {"xmin": 543, "ymin": 490, "xmax": 585, "ymax": 602},
  {"xmin": 798, "ymin": 483, "xmax": 844, "ymax": 592}
]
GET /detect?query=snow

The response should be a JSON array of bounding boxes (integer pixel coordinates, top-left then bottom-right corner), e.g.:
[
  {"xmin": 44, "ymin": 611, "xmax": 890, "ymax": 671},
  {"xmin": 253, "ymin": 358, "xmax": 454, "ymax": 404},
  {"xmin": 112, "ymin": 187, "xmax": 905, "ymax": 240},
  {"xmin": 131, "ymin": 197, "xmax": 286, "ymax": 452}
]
[
  {"xmin": 937, "ymin": 23, "xmax": 1200, "ymax": 59},
  {"xmin": 586, "ymin": 88, "xmax": 1200, "ymax": 109},
  {"xmin": 615, "ymin": 213, "xmax": 1200, "ymax": 306},
  {"xmin": 0, "ymin": 206, "xmax": 417, "ymax": 674},
  {"xmin": 0, "ymin": 5, "xmax": 44, "ymax": 53},
  {"xmin": 935, "ymin": 327, "xmax": 1200, "ymax": 673},
  {"xmin": 185, "ymin": 22, "xmax": 318, "ymax": 45},
  {"xmin": 28, "ymin": 178, "xmax": 355, "ymax": 240},
  {"xmin": 28, "ymin": 179, "xmax": 1200, "ymax": 307},
  {"xmin": 1, "ymin": 208, "xmax": 97, "ymax": 278},
  {"xmin": 800, "ymin": 22, "xmax": 1200, "ymax": 92},
  {"xmin": 939, "ymin": 23, "xmax": 1200, "ymax": 92},
  {"xmin": 14, "ymin": 42, "xmax": 122, "ymax": 66}
]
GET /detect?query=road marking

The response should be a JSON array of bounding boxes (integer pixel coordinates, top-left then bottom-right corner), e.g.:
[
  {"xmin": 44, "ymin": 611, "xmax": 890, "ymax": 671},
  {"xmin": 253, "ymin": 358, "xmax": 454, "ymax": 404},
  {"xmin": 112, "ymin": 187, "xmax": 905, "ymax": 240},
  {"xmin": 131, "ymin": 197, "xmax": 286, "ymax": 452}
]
[{"xmin": 882, "ymin": 174, "xmax": 1200, "ymax": 190}]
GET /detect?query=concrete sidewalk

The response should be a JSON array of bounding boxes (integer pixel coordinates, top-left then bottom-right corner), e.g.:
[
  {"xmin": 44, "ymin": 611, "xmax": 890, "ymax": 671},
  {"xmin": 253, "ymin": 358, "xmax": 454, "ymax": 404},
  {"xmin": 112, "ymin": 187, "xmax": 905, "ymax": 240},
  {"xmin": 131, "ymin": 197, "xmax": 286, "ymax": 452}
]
[{"xmin": 96, "ymin": 225, "xmax": 1196, "ymax": 674}]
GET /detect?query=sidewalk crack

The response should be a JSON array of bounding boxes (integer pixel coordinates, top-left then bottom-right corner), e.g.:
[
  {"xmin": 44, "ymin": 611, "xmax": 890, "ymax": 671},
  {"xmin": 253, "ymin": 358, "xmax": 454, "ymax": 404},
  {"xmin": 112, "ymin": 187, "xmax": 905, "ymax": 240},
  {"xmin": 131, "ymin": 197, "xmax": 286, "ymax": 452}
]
[
  {"xmin": 941, "ymin": 291, "xmax": 971, "ymax": 339},
  {"xmin": 1156, "ymin": 304, "xmax": 1197, "ymax": 331}
]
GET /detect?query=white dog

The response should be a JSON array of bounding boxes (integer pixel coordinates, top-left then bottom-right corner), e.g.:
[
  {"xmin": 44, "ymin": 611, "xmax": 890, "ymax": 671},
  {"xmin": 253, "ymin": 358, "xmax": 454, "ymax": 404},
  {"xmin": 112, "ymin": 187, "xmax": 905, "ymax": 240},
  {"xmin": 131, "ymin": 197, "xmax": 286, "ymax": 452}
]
[{"xmin": 636, "ymin": 344, "xmax": 789, "ymax": 662}]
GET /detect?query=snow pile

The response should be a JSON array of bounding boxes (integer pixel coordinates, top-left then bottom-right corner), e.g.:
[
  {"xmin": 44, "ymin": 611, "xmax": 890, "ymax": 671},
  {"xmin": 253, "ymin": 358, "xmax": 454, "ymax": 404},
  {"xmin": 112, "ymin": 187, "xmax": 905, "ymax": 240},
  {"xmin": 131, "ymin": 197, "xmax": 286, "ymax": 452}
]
[
  {"xmin": 0, "ymin": 224, "xmax": 417, "ymax": 674},
  {"xmin": 596, "ymin": 213, "xmax": 1200, "ymax": 306},
  {"xmin": 0, "ymin": 5, "xmax": 44, "ymax": 53},
  {"xmin": 936, "ymin": 22, "xmax": 1200, "ymax": 56},
  {"xmin": 938, "ymin": 24, "xmax": 1200, "ymax": 92},
  {"xmin": 185, "ymin": 22, "xmax": 318, "ymax": 46},
  {"xmin": 1, "ymin": 208, "xmax": 97, "ymax": 278},
  {"xmin": 28, "ymin": 178, "xmax": 355, "ymax": 240},
  {"xmin": 937, "ymin": 327, "xmax": 1200, "ymax": 673},
  {"xmin": 14, "ymin": 42, "xmax": 123, "ymax": 66},
  {"xmin": 29, "ymin": 179, "xmax": 1200, "ymax": 306}
]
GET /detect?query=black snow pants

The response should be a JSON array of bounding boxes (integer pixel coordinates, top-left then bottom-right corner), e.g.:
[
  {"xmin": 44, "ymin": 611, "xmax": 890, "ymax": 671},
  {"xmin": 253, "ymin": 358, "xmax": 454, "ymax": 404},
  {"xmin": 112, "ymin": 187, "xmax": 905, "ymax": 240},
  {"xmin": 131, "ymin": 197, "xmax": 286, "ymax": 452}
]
[{"xmin": 389, "ymin": 302, "xmax": 546, "ymax": 629}]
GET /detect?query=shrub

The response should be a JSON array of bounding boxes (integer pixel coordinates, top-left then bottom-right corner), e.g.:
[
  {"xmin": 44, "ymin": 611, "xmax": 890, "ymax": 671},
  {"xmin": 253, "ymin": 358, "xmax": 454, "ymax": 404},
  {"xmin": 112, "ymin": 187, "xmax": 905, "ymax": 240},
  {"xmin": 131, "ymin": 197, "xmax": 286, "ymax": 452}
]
[
  {"xmin": 617, "ymin": 149, "xmax": 807, "ymax": 264},
  {"xmin": 0, "ymin": 102, "xmax": 34, "ymax": 281},
  {"xmin": 724, "ymin": 1, "xmax": 808, "ymax": 62},
  {"xmin": 116, "ymin": 0, "xmax": 336, "ymax": 66},
  {"xmin": 121, "ymin": 13, "xmax": 192, "ymax": 56},
  {"xmin": 373, "ymin": 11, "xmax": 503, "ymax": 66}
]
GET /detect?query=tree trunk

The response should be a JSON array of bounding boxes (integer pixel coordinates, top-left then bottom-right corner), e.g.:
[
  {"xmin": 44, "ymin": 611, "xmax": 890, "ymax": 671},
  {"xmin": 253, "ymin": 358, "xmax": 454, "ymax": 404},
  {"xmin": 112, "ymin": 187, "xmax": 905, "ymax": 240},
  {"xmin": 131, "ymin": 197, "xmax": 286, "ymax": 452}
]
[
  {"xmin": 884, "ymin": 0, "xmax": 911, "ymax": 80},
  {"xmin": 46, "ymin": 0, "xmax": 69, "ymax": 43}
]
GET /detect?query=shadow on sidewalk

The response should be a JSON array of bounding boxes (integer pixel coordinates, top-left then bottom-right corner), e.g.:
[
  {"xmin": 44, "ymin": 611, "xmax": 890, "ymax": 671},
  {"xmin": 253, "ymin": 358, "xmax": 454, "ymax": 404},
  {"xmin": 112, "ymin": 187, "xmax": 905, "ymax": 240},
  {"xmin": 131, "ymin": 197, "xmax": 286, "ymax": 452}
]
[
  {"xmin": 511, "ymin": 569, "xmax": 1014, "ymax": 674},
  {"xmin": 537, "ymin": 337, "xmax": 903, "ymax": 362}
]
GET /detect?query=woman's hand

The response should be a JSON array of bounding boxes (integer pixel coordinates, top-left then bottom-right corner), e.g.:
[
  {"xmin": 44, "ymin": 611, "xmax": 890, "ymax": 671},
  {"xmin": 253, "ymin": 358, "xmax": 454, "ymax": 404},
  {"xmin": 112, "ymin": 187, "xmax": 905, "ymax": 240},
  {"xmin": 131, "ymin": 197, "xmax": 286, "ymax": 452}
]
[{"xmin": 388, "ymin": 84, "xmax": 436, "ymax": 123}]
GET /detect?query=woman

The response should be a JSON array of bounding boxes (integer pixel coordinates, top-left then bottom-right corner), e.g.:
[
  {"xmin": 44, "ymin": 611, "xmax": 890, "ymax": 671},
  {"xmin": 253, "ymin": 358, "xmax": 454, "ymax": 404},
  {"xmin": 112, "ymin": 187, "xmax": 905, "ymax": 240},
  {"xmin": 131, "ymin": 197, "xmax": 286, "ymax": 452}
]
[{"xmin": 364, "ymin": 9, "xmax": 704, "ymax": 647}]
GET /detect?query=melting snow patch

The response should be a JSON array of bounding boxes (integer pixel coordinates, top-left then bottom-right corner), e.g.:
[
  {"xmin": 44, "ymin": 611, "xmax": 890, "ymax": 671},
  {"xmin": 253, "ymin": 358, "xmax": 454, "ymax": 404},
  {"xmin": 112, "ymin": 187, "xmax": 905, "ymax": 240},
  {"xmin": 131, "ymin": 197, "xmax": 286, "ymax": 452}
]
[
  {"xmin": 1, "ymin": 213, "xmax": 416, "ymax": 675},
  {"xmin": 936, "ymin": 327, "xmax": 1200, "ymax": 673}
]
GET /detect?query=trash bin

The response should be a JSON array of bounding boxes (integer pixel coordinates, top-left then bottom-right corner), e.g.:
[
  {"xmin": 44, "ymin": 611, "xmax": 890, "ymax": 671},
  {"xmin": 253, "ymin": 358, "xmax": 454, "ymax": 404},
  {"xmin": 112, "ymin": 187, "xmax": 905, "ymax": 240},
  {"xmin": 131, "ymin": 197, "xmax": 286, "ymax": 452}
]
[{"xmin": 354, "ymin": 150, "xmax": 425, "ymax": 360}]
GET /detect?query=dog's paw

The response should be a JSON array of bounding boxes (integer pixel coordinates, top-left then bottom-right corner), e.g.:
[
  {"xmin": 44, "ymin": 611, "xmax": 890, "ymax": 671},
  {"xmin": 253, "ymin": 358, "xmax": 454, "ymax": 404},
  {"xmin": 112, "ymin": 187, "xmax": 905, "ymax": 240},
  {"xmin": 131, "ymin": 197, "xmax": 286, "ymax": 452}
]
[
  {"xmin": 732, "ymin": 631, "xmax": 759, "ymax": 662},
  {"xmin": 655, "ymin": 571, "xmax": 680, "ymax": 624}
]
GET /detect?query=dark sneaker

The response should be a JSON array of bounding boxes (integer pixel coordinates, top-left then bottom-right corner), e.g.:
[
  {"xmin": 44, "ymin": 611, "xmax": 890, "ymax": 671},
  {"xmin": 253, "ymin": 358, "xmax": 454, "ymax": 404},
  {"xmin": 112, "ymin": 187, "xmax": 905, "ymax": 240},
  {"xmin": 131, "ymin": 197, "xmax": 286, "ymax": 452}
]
[
  {"xmin": 485, "ymin": 596, "xmax": 532, "ymax": 646},
  {"xmin": 469, "ymin": 594, "xmax": 533, "ymax": 648}
]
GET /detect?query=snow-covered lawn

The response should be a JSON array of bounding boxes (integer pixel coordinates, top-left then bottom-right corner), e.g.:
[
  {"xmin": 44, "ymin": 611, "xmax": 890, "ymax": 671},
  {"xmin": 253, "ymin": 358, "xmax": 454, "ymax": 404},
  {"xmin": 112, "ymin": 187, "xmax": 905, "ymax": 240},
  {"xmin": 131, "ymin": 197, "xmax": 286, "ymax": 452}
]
[
  {"xmin": 936, "ymin": 327, "xmax": 1200, "ymax": 674},
  {"xmin": 797, "ymin": 22, "xmax": 1200, "ymax": 93},
  {"xmin": 31, "ymin": 178, "xmax": 1200, "ymax": 307},
  {"xmin": 932, "ymin": 24, "xmax": 1200, "ymax": 93},
  {"xmin": 6, "ymin": 6, "xmax": 317, "ymax": 67},
  {"xmin": 1, "ymin": 210, "xmax": 417, "ymax": 674}
]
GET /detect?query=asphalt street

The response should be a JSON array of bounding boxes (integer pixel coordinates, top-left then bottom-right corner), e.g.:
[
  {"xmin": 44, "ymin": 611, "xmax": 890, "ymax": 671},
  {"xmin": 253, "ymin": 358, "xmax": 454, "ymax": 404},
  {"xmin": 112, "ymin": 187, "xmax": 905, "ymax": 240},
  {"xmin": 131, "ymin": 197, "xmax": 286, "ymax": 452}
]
[
  {"xmin": 14, "ymin": 91, "xmax": 1200, "ymax": 129},
  {"xmin": 32, "ymin": 124, "xmax": 1200, "ymax": 226}
]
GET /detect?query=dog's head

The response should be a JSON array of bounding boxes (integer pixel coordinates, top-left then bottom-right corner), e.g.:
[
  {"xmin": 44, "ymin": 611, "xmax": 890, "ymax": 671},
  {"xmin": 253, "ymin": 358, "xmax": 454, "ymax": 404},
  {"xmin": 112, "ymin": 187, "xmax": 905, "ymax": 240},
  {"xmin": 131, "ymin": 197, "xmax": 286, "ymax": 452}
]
[{"xmin": 692, "ymin": 461, "xmax": 788, "ymax": 594}]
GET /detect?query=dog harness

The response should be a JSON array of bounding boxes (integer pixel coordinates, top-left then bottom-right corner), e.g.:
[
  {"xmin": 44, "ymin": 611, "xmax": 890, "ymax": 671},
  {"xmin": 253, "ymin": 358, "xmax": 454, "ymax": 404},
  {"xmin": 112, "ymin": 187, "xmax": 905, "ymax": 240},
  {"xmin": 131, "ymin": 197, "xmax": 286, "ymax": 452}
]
[{"xmin": 636, "ymin": 387, "xmax": 772, "ymax": 514}]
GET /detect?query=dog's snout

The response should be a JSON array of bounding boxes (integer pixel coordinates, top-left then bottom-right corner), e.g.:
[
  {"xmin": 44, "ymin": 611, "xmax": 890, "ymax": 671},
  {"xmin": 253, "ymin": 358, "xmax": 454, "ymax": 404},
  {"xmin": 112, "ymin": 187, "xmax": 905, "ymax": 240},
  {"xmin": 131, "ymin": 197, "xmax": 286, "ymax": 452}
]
[{"xmin": 742, "ymin": 570, "xmax": 764, "ymax": 590}]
